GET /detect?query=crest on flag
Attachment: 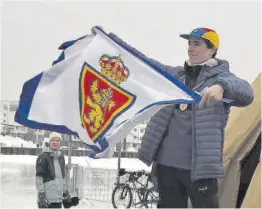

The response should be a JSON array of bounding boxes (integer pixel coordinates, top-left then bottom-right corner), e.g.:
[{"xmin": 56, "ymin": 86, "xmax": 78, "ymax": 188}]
[
  {"xmin": 15, "ymin": 26, "xmax": 205, "ymax": 156},
  {"xmin": 79, "ymin": 54, "xmax": 136, "ymax": 142}
]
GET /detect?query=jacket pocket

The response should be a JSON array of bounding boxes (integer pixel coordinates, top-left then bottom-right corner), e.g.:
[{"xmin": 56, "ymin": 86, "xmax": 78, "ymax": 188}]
[{"xmin": 190, "ymin": 178, "xmax": 218, "ymax": 197}]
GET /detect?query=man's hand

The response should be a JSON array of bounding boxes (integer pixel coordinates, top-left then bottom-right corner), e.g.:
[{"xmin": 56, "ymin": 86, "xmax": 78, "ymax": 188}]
[
  {"xmin": 199, "ymin": 84, "xmax": 224, "ymax": 108},
  {"xmin": 63, "ymin": 190, "xmax": 71, "ymax": 204},
  {"xmin": 91, "ymin": 25, "xmax": 104, "ymax": 35}
]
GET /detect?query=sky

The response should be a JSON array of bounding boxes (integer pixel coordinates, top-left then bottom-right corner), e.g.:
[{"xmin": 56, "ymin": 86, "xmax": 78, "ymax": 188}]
[{"xmin": 1, "ymin": 0, "xmax": 261, "ymax": 101}]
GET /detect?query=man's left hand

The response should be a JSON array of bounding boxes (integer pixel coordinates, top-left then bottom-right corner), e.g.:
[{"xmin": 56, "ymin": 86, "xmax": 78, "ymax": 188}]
[
  {"xmin": 199, "ymin": 84, "xmax": 224, "ymax": 108},
  {"xmin": 63, "ymin": 190, "xmax": 71, "ymax": 204}
]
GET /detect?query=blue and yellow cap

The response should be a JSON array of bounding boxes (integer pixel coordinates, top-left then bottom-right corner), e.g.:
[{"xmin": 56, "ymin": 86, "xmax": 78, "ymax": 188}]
[{"xmin": 180, "ymin": 28, "xmax": 219, "ymax": 49}]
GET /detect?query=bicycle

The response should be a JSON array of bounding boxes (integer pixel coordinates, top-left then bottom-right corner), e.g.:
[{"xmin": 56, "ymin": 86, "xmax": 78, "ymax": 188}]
[{"xmin": 111, "ymin": 168, "xmax": 159, "ymax": 208}]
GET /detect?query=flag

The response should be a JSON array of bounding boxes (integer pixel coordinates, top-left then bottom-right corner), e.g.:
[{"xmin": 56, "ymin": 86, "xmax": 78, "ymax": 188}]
[{"xmin": 15, "ymin": 26, "xmax": 201, "ymax": 156}]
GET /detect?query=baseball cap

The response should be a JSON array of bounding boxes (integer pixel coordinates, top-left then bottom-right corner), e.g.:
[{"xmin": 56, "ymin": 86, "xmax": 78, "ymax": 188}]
[{"xmin": 180, "ymin": 28, "xmax": 219, "ymax": 49}]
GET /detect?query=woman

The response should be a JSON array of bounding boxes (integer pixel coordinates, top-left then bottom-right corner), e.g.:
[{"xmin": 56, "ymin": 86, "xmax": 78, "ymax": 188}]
[{"xmin": 35, "ymin": 132, "xmax": 71, "ymax": 208}]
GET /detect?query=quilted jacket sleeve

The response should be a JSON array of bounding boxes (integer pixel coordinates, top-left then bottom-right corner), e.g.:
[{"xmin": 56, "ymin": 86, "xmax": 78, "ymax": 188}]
[{"xmin": 215, "ymin": 71, "xmax": 254, "ymax": 107}]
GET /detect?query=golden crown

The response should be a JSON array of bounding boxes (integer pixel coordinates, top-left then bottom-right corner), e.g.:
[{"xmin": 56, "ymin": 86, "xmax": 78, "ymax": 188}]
[{"xmin": 99, "ymin": 54, "xmax": 130, "ymax": 85}]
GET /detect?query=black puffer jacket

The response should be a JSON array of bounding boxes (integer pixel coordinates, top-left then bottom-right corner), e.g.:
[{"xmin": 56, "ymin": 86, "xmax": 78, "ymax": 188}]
[
  {"xmin": 36, "ymin": 147, "xmax": 67, "ymax": 203},
  {"xmin": 36, "ymin": 148, "xmax": 65, "ymax": 183}
]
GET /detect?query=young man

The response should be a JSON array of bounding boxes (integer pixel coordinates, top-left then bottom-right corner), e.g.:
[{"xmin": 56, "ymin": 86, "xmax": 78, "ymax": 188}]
[
  {"xmin": 36, "ymin": 132, "xmax": 71, "ymax": 208},
  {"xmin": 109, "ymin": 27, "xmax": 254, "ymax": 208}
]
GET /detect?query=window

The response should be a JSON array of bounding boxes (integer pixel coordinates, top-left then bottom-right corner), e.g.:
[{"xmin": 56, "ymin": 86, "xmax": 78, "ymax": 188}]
[
  {"xmin": 133, "ymin": 128, "xmax": 137, "ymax": 132},
  {"xmin": 10, "ymin": 104, "xmax": 18, "ymax": 111}
]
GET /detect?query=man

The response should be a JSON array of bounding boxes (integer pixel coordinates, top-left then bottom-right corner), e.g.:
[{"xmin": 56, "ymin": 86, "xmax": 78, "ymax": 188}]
[
  {"xmin": 109, "ymin": 27, "xmax": 254, "ymax": 208},
  {"xmin": 36, "ymin": 132, "xmax": 71, "ymax": 208}
]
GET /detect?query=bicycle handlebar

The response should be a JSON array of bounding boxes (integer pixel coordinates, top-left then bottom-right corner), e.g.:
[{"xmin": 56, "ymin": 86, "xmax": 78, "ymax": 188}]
[{"xmin": 118, "ymin": 168, "xmax": 150, "ymax": 178}]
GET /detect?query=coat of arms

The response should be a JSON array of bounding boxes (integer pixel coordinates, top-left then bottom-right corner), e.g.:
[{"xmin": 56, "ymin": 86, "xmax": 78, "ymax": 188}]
[{"xmin": 79, "ymin": 54, "xmax": 136, "ymax": 141}]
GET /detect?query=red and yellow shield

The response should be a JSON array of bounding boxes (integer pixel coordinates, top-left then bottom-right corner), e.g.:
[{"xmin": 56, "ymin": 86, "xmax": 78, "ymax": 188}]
[{"xmin": 79, "ymin": 55, "xmax": 135, "ymax": 141}]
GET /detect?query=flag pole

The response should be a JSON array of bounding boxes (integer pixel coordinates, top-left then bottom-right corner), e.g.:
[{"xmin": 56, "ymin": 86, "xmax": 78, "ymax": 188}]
[
  {"xmin": 66, "ymin": 135, "xmax": 72, "ymax": 191},
  {"xmin": 68, "ymin": 135, "xmax": 72, "ymax": 169},
  {"xmin": 117, "ymin": 141, "xmax": 121, "ymax": 184}
]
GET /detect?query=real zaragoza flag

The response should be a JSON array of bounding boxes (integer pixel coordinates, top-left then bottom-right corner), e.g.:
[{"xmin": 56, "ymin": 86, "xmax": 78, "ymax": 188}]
[{"xmin": 15, "ymin": 26, "xmax": 201, "ymax": 155}]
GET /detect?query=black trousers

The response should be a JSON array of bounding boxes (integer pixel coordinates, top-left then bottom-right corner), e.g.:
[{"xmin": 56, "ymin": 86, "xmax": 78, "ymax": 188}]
[{"xmin": 157, "ymin": 164, "xmax": 219, "ymax": 208}]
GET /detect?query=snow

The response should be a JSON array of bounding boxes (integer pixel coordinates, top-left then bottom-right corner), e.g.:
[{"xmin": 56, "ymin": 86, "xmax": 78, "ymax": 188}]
[
  {"xmin": 0, "ymin": 135, "xmax": 153, "ymax": 208},
  {"xmin": 0, "ymin": 135, "xmax": 89, "ymax": 150},
  {"xmin": 0, "ymin": 135, "xmax": 150, "ymax": 171},
  {"xmin": 0, "ymin": 154, "xmax": 151, "ymax": 171},
  {"xmin": 0, "ymin": 154, "xmax": 152, "ymax": 209},
  {"xmin": 126, "ymin": 146, "xmax": 137, "ymax": 152},
  {"xmin": 0, "ymin": 135, "xmax": 37, "ymax": 148}
]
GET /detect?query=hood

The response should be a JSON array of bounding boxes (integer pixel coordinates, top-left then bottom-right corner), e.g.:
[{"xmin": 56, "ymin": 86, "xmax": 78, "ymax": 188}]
[
  {"xmin": 197, "ymin": 59, "xmax": 230, "ymax": 82},
  {"xmin": 42, "ymin": 146, "xmax": 52, "ymax": 153},
  {"xmin": 186, "ymin": 58, "xmax": 218, "ymax": 67}
]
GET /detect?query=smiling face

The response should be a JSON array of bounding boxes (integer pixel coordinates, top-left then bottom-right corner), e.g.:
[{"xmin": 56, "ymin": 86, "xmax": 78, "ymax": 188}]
[
  {"xmin": 187, "ymin": 37, "xmax": 216, "ymax": 64},
  {"xmin": 49, "ymin": 137, "xmax": 61, "ymax": 150}
]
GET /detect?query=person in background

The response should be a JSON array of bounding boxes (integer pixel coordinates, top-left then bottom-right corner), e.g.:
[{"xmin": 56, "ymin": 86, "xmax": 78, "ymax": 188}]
[{"xmin": 35, "ymin": 132, "xmax": 71, "ymax": 208}]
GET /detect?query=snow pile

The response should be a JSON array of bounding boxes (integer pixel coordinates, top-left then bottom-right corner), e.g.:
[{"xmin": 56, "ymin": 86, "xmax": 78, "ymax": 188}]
[
  {"xmin": 0, "ymin": 155, "xmax": 151, "ymax": 171},
  {"xmin": 0, "ymin": 135, "xmax": 37, "ymax": 148},
  {"xmin": 126, "ymin": 146, "xmax": 137, "ymax": 152}
]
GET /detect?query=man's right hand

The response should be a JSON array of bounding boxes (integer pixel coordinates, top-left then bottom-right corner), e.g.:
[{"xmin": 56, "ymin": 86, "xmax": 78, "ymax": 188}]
[{"xmin": 38, "ymin": 192, "xmax": 49, "ymax": 208}]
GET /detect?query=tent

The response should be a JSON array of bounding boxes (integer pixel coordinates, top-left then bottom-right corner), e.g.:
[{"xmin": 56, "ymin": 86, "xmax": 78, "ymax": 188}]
[{"xmin": 219, "ymin": 74, "xmax": 261, "ymax": 208}]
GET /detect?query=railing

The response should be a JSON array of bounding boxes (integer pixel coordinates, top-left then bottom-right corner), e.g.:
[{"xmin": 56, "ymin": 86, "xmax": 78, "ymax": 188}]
[
  {"xmin": 68, "ymin": 165, "xmax": 156, "ymax": 208},
  {"xmin": 66, "ymin": 164, "xmax": 117, "ymax": 202}
]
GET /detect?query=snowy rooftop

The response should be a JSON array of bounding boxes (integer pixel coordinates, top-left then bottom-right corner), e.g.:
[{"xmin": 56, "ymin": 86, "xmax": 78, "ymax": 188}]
[{"xmin": 0, "ymin": 135, "xmax": 37, "ymax": 148}]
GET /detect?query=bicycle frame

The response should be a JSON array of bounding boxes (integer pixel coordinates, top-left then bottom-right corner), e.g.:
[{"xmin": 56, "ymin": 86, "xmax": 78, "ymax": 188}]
[
  {"xmin": 112, "ymin": 169, "xmax": 158, "ymax": 208},
  {"xmin": 124, "ymin": 172, "xmax": 152, "ymax": 206}
]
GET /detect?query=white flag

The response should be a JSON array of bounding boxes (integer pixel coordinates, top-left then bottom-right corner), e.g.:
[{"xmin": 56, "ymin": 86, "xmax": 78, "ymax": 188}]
[{"xmin": 15, "ymin": 27, "xmax": 201, "ymax": 156}]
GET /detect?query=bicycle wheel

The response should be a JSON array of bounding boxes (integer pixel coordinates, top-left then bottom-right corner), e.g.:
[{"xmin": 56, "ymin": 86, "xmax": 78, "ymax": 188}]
[
  {"xmin": 111, "ymin": 185, "xmax": 133, "ymax": 208},
  {"xmin": 144, "ymin": 188, "xmax": 159, "ymax": 208}
]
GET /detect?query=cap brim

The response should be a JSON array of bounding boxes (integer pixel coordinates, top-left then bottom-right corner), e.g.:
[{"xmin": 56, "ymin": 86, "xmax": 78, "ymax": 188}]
[
  {"xmin": 180, "ymin": 34, "xmax": 207, "ymax": 42},
  {"xmin": 180, "ymin": 34, "xmax": 192, "ymax": 40}
]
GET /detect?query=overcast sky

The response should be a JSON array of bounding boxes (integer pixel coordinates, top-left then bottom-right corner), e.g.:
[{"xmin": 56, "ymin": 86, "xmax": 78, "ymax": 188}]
[{"xmin": 1, "ymin": 0, "xmax": 261, "ymax": 101}]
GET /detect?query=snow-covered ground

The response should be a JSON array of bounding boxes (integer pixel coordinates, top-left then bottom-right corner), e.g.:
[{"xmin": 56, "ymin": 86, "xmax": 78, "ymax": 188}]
[
  {"xmin": 0, "ymin": 135, "xmax": 154, "ymax": 208},
  {"xmin": 0, "ymin": 154, "xmax": 152, "ymax": 209}
]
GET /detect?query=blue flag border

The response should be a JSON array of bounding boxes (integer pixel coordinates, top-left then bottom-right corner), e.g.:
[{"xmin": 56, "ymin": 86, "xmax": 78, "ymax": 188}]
[{"xmin": 15, "ymin": 27, "xmax": 205, "ymax": 153}]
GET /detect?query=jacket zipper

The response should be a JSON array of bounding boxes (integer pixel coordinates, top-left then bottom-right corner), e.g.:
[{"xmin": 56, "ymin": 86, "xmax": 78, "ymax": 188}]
[
  {"xmin": 191, "ymin": 104, "xmax": 196, "ymax": 180},
  {"xmin": 181, "ymin": 68, "xmax": 209, "ymax": 180},
  {"xmin": 189, "ymin": 67, "xmax": 208, "ymax": 181}
]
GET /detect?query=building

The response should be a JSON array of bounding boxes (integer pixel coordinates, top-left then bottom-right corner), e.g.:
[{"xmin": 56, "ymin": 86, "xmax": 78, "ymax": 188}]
[
  {"xmin": 0, "ymin": 101, "xmax": 18, "ymax": 126},
  {"xmin": 0, "ymin": 101, "xmax": 25, "ymax": 136},
  {"xmin": 0, "ymin": 100, "xmax": 149, "ymax": 150},
  {"xmin": 0, "ymin": 101, "xmax": 47, "ymax": 145},
  {"xmin": 0, "ymin": 101, "xmax": 90, "ymax": 148},
  {"xmin": 116, "ymin": 121, "xmax": 148, "ymax": 152}
]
